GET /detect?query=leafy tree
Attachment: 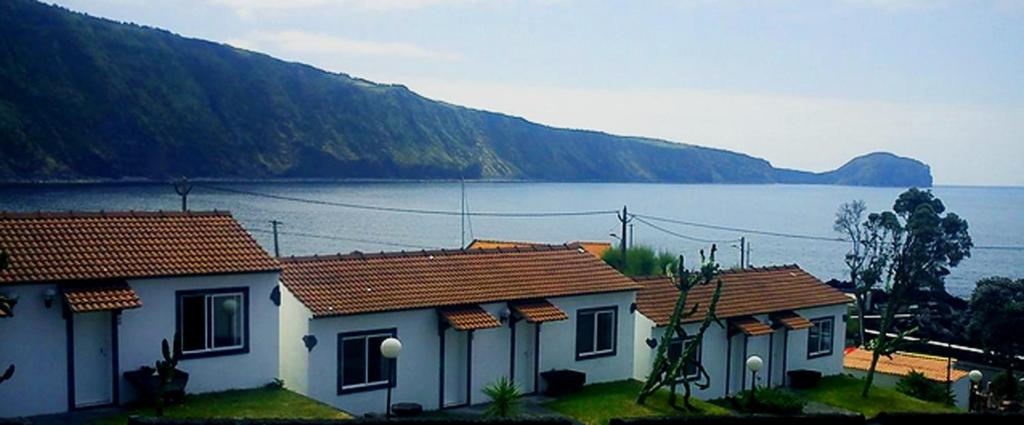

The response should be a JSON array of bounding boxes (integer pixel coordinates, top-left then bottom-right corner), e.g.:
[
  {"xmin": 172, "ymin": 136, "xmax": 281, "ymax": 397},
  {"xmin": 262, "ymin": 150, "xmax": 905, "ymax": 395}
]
[
  {"xmin": 834, "ymin": 200, "xmax": 893, "ymax": 347},
  {"xmin": 602, "ymin": 245, "xmax": 679, "ymax": 277},
  {"xmin": 637, "ymin": 246, "xmax": 724, "ymax": 410},
  {"xmin": 968, "ymin": 276, "xmax": 1024, "ymax": 396},
  {"xmin": 861, "ymin": 188, "xmax": 972, "ymax": 397}
]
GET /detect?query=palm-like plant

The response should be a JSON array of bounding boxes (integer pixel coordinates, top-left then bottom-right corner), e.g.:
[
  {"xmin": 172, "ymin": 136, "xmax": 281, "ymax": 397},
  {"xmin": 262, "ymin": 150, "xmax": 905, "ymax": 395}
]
[{"xmin": 483, "ymin": 376, "xmax": 522, "ymax": 418}]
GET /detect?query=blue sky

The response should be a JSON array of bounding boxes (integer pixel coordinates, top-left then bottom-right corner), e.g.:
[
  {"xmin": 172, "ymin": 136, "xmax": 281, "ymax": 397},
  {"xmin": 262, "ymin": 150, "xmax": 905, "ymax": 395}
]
[{"xmin": 51, "ymin": 0, "xmax": 1024, "ymax": 185}]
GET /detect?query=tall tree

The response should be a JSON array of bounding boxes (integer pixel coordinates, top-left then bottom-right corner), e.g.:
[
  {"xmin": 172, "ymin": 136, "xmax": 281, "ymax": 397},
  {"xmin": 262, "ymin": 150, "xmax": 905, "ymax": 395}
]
[
  {"xmin": 968, "ymin": 277, "xmax": 1024, "ymax": 374},
  {"xmin": 834, "ymin": 200, "xmax": 892, "ymax": 347},
  {"xmin": 636, "ymin": 246, "xmax": 725, "ymax": 410},
  {"xmin": 861, "ymin": 188, "xmax": 972, "ymax": 397}
]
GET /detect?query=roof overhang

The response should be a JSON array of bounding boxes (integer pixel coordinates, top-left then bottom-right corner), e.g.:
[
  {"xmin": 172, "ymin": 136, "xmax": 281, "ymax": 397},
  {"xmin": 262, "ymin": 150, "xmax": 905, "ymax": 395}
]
[
  {"xmin": 771, "ymin": 310, "xmax": 813, "ymax": 330},
  {"xmin": 62, "ymin": 280, "xmax": 143, "ymax": 313},
  {"xmin": 510, "ymin": 299, "xmax": 568, "ymax": 323},
  {"xmin": 730, "ymin": 316, "xmax": 773, "ymax": 336},
  {"xmin": 438, "ymin": 305, "xmax": 502, "ymax": 331}
]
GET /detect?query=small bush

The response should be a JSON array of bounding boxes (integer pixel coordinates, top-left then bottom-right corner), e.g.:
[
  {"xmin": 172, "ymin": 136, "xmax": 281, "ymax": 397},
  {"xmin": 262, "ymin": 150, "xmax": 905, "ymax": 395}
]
[
  {"xmin": 483, "ymin": 376, "xmax": 522, "ymax": 418},
  {"xmin": 990, "ymin": 370, "xmax": 1020, "ymax": 402},
  {"xmin": 896, "ymin": 371, "xmax": 954, "ymax": 405},
  {"xmin": 727, "ymin": 387, "xmax": 806, "ymax": 414}
]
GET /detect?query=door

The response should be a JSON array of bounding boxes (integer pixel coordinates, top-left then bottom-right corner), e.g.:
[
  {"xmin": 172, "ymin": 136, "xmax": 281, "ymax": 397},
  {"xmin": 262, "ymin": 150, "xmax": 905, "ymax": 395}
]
[
  {"xmin": 513, "ymin": 321, "xmax": 535, "ymax": 393},
  {"xmin": 74, "ymin": 311, "xmax": 113, "ymax": 408},
  {"xmin": 443, "ymin": 328, "xmax": 468, "ymax": 407}
]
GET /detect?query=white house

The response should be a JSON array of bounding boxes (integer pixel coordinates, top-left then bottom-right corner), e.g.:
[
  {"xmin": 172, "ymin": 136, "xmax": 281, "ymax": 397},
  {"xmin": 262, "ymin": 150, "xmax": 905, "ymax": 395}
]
[
  {"xmin": 278, "ymin": 244, "xmax": 640, "ymax": 415},
  {"xmin": 633, "ymin": 265, "xmax": 850, "ymax": 399},
  {"xmin": 844, "ymin": 348, "xmax": 971, "ymax": 409},
  {"xmin": 0, "ymin": 211, "xmax": 281, "ymax": 418}
]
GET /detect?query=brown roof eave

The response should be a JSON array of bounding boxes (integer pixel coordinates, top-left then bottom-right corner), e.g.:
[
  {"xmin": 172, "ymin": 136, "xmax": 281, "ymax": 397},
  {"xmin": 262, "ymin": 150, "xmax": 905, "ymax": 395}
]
[{"xmin": 1, "ymin": 267, "xmax": 282, "ymax": 287}]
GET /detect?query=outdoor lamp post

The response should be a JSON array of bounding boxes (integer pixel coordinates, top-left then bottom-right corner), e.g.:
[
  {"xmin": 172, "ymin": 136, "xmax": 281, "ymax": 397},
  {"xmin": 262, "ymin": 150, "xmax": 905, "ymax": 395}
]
[
  {"xmin": 746, "ymin": 355, "xmax": 763, "ymax": 395},
  {"xmin": 969, "ymin": 369, "xmax": 983, "ymax": 412},
  {"xmin": 380, "ymin": 337, "xmax": 402, "ymax": 418}
]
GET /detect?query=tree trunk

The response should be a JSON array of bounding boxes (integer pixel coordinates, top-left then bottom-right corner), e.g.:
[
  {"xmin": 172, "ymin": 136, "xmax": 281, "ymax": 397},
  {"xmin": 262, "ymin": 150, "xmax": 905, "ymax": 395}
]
[{"xmin": 856, "ymin": 297, "xmax": 868, "ymax": 347}]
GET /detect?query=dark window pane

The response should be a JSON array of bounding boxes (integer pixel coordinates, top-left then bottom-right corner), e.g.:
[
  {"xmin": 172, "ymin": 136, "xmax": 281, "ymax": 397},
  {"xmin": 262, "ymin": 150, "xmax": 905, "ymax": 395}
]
[
  {"xmin": 342, "ymin": 338, "xmax": 366, "ymax": 387},
  {"xmin": 596, "ymin": 311, "xmax": 614, "ymax": 351},
  {"xmin": 684, "ymin": 341, "xmax": 700, "ymax": 377},
  {"xmin": 180, "ymin": 295, "xmax": 206, "ymax": 351},
  {"xmin": 367, "ymin": 335, "xmax": 388, "ymax": 383},
  {"xmin": 668, "ymin": 340, "xmax": 683, "ymax": 361},
  {"xmin": 820, "ymin": 320, "xmax": 833, "ymax": 352},
  {"xmin": 212, "ymin": 295, "xmax": 242, "ymax": 348},
  {"xmin": 577, "ymin": 312, "xmax": 595, "ymax": 354}
]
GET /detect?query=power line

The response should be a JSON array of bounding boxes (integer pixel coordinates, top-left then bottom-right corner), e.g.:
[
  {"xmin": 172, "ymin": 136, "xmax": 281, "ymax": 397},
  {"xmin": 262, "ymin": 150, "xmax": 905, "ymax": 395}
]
[
  {"xmin": 973, "ymin": 245, "xmax": 1024, "ymax": 251},
  {"xmin": 632, "ymin": 216, "xmax": 742, "ymax": 244},
  {"xmin": 634, "ymin": 213, "xmax": 845, "ymax": 242},
  {"xmin": 198, "ymin": 184, "xmax": 617, "ymax": 218},
  {"xmin": 247, "ymin": 228, "xmax": 438, "ymax": 250}
]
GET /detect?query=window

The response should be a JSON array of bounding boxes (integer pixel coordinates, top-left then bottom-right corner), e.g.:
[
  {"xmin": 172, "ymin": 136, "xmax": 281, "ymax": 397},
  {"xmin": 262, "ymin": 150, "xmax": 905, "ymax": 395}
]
[
  {"xmin": 667, "ymin": 337, "xmax": 702, "ymax": 380},
  {"xmin": 807, "ymin": 317, "xmax": 834, "ymax": 358},
  {"xmin": 337, "ymin": 329, "xmax": 396, "ymax": 393},
  {"xmin": 576, "ymin": 307, "xmax": 617, "ymax": 360},
  {"xmin": 176, "ymin": 288, "xmax": 249, "ymax": 358}
]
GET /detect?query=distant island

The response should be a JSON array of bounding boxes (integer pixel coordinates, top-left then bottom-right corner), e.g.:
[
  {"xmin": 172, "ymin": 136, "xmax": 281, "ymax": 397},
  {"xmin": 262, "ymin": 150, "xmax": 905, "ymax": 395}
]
[{"xmin": 0, "ymin": 0, "xmax": 932, "ymax": 187}]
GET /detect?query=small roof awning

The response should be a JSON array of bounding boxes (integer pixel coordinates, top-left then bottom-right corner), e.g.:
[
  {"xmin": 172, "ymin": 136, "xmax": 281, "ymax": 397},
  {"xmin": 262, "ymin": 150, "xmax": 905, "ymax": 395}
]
[
  {"xmin": 731, "ymin": 316, "xmax": 773, "ymax": 336},
  {"xmin": 510, "ymin": 299, "xmax": 568, "ymax": 323},
  {"xmin": 439, "ymin": 305, "xmax": 502, "ymax": 331},
  {"xmin": 62, "ymin": 281, "xmax": 142, "ymax": 313},
  {"xmin": 772, "ymin": 310, "xmax": 813, "ymax": 330}
]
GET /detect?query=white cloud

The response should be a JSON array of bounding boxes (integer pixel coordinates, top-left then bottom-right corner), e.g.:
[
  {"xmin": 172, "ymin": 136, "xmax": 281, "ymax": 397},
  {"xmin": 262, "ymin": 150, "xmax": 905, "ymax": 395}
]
[
  {"xmin": 227, "ymin": 30, "xmax": 463, "ymax": 61},
  {"xmin": 387, "ymin": 79, "xmax": 1024, "ymax": 185}
]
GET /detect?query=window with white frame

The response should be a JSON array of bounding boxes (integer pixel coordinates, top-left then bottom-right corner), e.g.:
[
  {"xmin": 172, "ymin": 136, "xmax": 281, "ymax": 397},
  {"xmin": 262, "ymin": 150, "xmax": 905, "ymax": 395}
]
[
  {"xmin": 576, "ymin": 306, "xmax": 617, "ymax": 359},
  {"xmin": 667, "ymin": 336, "xmax": 702, "ymax": 380},
  {"xmin": 807, "ymin": 317, "xmax": 834, "ymax": 358},
  {"xmin": 176, "ymin": 288, "xmax": 248, "ymax": 357},
  {"xmin": 337, "ymin": 330, "xmax": 395, "ymax": 393}
]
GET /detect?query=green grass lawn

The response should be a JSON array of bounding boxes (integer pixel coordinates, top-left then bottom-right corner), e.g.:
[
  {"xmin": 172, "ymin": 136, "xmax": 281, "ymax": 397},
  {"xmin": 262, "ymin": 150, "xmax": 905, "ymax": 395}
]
[
  {"xmin": 92, "ymin": 387, "xmax": 350, "ymax": 425},
  {"xmin": 543, "ymin": 380, "xmax": 732, "ymax": 425},
  {"xmin": 794, "ymin": 375, "xmax": 958, "ymax": 418}
]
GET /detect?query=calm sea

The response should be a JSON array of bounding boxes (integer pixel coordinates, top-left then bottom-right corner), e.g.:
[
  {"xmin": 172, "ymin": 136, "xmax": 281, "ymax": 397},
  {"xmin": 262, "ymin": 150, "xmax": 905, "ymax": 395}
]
[{"xmin": 1, "ymin": 182, "xmax": 1021, "ymax": 298}]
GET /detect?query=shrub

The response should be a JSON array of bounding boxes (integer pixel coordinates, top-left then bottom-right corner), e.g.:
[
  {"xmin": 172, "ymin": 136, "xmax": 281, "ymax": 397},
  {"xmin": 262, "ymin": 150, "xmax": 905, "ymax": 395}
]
[
  {"xmin": 990, "ymin": 370, "xmax": 1020, "ymax": 402},
  {"xmin": 483, "ymin": 376, "xmax": 522, "ymax": 418},
  {"xmin": 896, "ymin": 371, "xmax": 955, "ymax": 405},
  {"xmin": 727, "ymin": 387, "xmax": 806, "ymax": 414},
  {"xmin": 601, "ymin": 245, "xmax": 678, "ymax": 277}
]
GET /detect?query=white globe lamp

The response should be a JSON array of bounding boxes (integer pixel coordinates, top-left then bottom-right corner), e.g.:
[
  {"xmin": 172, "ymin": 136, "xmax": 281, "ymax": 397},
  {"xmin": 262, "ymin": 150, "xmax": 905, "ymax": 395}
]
[{"xmin": 380, "ymin": 337, "xmax": 402, "ymax": 417}]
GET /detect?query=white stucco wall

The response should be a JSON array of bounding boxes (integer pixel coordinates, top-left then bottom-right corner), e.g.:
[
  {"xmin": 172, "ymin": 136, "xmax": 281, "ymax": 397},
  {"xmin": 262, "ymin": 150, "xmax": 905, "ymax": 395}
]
[
  {"xmin": 279, "ymin": 284, "xmax": 311, "ymax": 395},
  {"xmin": 119, "ymin": 272, "xmax": 281, "ymax": 400},
  {"xmin": 0, "ymin": 283, "xmax": 68, "ymax": 418},
  {"xmin": 294, "ymin": 290, "xmax": 636, "ymax": 416},
  {"xmin": 632, "ymin": 303, "xmax": 848, "ymax": 400}
]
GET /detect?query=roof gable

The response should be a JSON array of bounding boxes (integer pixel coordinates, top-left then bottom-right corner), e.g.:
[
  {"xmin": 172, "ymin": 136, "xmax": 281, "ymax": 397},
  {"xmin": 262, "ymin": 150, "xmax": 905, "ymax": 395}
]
[
  {"xmin": 634, "ymin": 265, "xmax": 850, "ymax": 326},
  {"xmin": 0, "ymin": 211, "xmax": 280, "ymax": 284},
  {"xmin": 281, "ymin": 244, "xmax": 639, "ymax": 317}
]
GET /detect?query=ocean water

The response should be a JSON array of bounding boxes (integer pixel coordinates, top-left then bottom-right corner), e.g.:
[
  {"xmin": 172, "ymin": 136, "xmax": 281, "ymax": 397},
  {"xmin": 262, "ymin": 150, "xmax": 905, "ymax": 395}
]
[{"xmin": 1, "ymin": 182, "xmax": 1021, "ymax": 298}]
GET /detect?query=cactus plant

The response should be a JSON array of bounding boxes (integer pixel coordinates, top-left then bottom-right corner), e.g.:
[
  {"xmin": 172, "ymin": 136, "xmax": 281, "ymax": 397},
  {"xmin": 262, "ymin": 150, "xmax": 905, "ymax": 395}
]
[{"xmin": 155, "ymin": 332, "xmax": 183, "ymax": 416}]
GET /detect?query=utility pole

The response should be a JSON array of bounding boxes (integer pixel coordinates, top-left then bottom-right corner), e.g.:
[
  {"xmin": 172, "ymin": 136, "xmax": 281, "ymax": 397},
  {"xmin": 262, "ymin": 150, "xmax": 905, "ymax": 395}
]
[
  {"xmin": 460, "ymin": 178, "xmax": 466, "ymax": 248},
  {"xmin": 628, "ymin": 223, "xmax": 634, "ymax": 248},
  {"xmin": 739, "ymin": 237, "xmax": 746, "ymax": 269},
  {"xmin": 616, "ymin": 205, "xmax": 631, "ymax": 268},
  {"xmin": 270, "ymin": 220, "xmax": 281, "ymax": 257},
  {"xmin": 746, "ymin": 242, "xmax": 752, "ymax": 268},
  {"xmin": 173, "ymin": 177, "xmax": 192, "ymax": 212}
]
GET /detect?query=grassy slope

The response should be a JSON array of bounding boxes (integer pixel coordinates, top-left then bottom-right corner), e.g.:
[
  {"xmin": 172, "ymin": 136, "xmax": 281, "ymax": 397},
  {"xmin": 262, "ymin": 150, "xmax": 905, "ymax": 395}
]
[
  {"xmin": 92, "ymin": 387, "xmax": 350, "ymax": 425},
  {"xmin": 795, "ymin": 375, "xmax": 958, "ymax": 418},
  {"xmin": 543, "ymin": 380, "xmax": 732, "ymax": 425}
]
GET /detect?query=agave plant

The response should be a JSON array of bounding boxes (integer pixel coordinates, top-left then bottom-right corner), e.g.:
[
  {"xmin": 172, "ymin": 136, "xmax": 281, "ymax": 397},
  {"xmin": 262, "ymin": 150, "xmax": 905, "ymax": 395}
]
[{"xmin": 483, "ymin": 376, "xmax": 522, "ymax": 418}]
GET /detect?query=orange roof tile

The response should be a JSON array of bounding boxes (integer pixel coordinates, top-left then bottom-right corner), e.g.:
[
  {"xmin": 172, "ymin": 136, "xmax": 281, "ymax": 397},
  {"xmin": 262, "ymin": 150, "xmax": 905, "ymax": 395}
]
[
  {"xmin": 63, "ymin": 280, "xmax": 142, "ymax": 312},
  {"xmin": 510, "ymin": 299, "xmax": 569, "ymax": 323},
  {"xmin": 773, "ymin": 311, "xmax": 813, "ymax": 330},
  {"xmin": 0, "ymin": 211, "xmax": 280, "ymax": 285},
  {"xmin": 440, "ymin": 305, "xmax": 502, "ymax": 330},
  {"xmin": 467, "ymin": 239, "xmax": 611, "ymax": 258},
  {"xmin": 732, "ymin": 316, "xmax": 774, "ymax": 336},
  {"xmin": 280, "ymin": 245, "xmax": 640, "ymax": 318},
  {"xmin": 845, "ymin": 348, "xmax": 968, "ymax": 382},
  {"xmin": 634, "ymin": 265, "xmax": 851, "ymax": 327}
]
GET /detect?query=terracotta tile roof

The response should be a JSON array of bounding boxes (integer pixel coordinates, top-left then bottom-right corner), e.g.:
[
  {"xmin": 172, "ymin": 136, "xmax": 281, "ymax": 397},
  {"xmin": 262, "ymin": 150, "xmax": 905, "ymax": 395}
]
[
  {"xmin": 0, "ymin": 211, "xmax": 280, "ymax": 285},
  {"xmin": 634, "ymin": 265, "xmax": 851, "ymax": 326},
  {"xmin": 467, "ymin": 239, "xmax": 610, "ymax": 257},
  {"xmin": 439, "ymin": 305, "xmax": 502, "ymax": 330},
  {"xmin": 732, "ymin": 316, "xmax": 774, "ymax": 336},
  {"xmin": 280, "ymin": 244, "xmax": 640, "ymax": 318},
  {"xmin": 510, "ymin": 299, "xmax": 568, "ymax": 323},
  {"xmin": 773, "ymin": 311, "xmax": 813, "ymax": 330},
  {"xmin": 845, "ymin": 348, "xmax": 968, "ymax": 382},
  {"xmin": 62, "ymin": 280, "xmax": 142, "ymax": 313}
]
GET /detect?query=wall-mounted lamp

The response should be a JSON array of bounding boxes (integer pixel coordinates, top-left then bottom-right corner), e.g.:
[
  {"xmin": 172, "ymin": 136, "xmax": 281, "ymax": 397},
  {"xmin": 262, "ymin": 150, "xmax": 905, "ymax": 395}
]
[
  {"xmin": 629, "ymin": 303, "xmax": 638, "ymax": 313},
  {"xmin": 645, "ymin": 337, "xmax": 658, "ymax": 349},
  {"xmin": 42, "ymin": 288, "xmax": 57, "ymax": 309},
  {"xmin": 270, "ymin": 286, "xmax": 281, "ymax": 307},
  {"xmin": 302, "ymin": 335, "xmax": 318, "ymax": 352},
  {"xmin": 499, "ymin": 308, "xmax": 511, "ymax": 324}
]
